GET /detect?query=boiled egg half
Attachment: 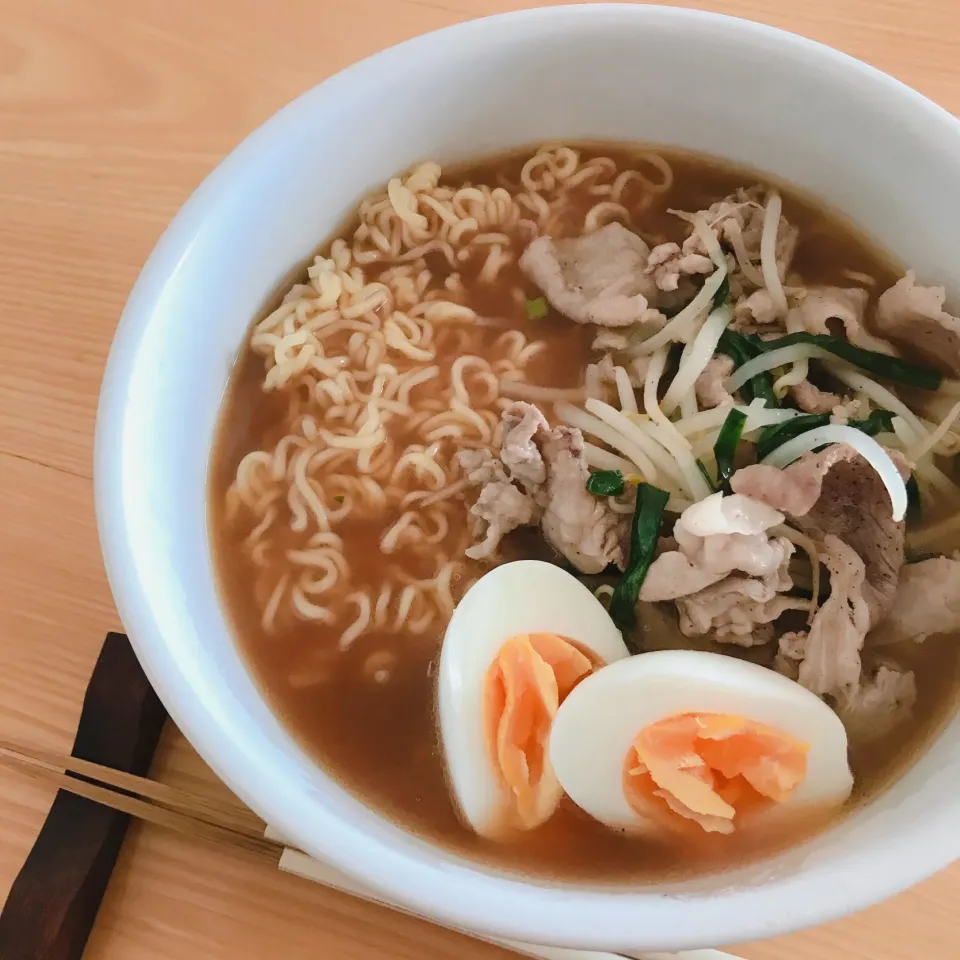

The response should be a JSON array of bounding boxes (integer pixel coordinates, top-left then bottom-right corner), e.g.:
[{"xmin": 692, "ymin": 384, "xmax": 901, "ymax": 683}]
[
  {"xmin": 437, "ymin": 560, "xmax": 630, "ymax": 838},
  {"xmin": 549, "ymin": 650, "xmax": 853, "ymax": 836}
]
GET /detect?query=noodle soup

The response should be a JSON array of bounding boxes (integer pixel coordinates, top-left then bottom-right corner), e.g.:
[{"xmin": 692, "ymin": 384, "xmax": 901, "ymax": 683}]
[{"xmin": 210, "ymin": 143, "xmax": 960, "ymax": 880}]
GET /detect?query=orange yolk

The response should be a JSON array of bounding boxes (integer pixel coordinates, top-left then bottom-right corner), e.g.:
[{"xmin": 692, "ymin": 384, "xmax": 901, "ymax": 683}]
[
  {"xmin": 484, "ymin": 633, "xmax": 595, "ymax": 829},
  {"xmin": 622, "ymin": 713, "xmax": 809, "ymax": 835}
]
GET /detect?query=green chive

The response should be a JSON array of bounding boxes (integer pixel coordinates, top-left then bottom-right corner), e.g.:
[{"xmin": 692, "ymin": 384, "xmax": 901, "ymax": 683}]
[
  {"xmin": 711, "ymin": 274, "xmax": 731, "ymax": 312},
  {"xmin": 714, "ymin": 409, "xmax": 748, "ymax": 487},
  {"xmin": 696, "ymin": 458, "xmax": 718, "ymax": 493},
  {"xmin": 850, "ymin": 409, "xmax": 895, "ymax": 436},
  {"xmin": 525, "ymin": 296, "xmax": 549, "ymax": 320},
  {"xmin": 756, "ymin": 414, "xmax": 829, "ymax": 461},
  {"xmin": 906, "ymin": 475, "xmax": 921, "ymax": 525},
  {"xmin": 586, "ymin": 469, "xmax": 625, "ymax": 497},
  {"xmin": 755, "ymin": 332, "xmax": 942, "ymax": 391},
  {"xmin": 716, "ymin": 329, "xmax": 778, "ymax": 408},
  {"xmin": 755, "ymin": 409, "xmax": 896, "ymax": 461},
  {"xmin": 609, "ymin": 483, "xmax": 670, "ymax": 642}
]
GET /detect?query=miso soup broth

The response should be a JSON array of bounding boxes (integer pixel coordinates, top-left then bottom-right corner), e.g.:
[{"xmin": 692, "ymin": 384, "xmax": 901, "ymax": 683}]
[{"xmin": 210, "ymin": 143, "xmax": 960, "ymax": 881}]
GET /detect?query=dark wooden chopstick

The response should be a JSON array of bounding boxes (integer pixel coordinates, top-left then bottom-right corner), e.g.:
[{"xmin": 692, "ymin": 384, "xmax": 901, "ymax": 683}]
[{"xmin": 0, "ymin": 633, "xmax": 169, "ymax": 960}]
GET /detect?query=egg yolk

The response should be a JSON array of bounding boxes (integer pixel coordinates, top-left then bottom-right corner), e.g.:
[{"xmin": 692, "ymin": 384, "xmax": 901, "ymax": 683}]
[
  {"xmin": 622, "ymin": 713, "xmax": 809, "ymax": 834},
  {"xmin": 484, "ymin": 633, "xmax": 594, "ymax": 829}
]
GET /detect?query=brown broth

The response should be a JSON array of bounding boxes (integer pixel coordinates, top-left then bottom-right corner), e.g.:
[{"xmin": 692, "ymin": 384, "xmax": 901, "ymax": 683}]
[{"xmin": 209, "ymin": 143, "xmax": 960, "ymax": 883}]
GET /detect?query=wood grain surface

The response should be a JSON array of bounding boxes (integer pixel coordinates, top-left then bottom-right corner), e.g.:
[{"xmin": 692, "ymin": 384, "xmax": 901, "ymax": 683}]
[{"xmin": 0, "ymin": 1, "xmax": 957, "ymax": 957}]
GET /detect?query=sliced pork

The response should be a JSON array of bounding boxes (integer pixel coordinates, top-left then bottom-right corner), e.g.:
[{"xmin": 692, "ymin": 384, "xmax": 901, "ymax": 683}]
[
  {"xmin": 875, "ymin": 271, "xmax": 960, "ymax": 375},
  {"xmin": 641, "ymin": 493, "xmax": 790, "ymax": 602},
  {"xmin": 731, "ymin": 444, "xmax": 906, "ymax": 624},
  {"xmin": 731, "ymin": 445, "xmax": 858, "ymax": 517},
  {"xmin": 834, "ymin": 661, "xmax": 917, "ymax": 742},
  {"xmin": 682, "ymin": 188, "xmax": 798, "ymax": 298},
  {"xmin": 671, "ymin": 493, "xmax": 790, "ymax": 578},
  {"xmin": 694, "ymin": 355, "xmax": 735, "ymax": 409},
  {"xmin": 676, "ymin": 566, "xmax": 805, "ymax": 646},
  {"xmin": 640, "ymin": 493, "xmax": 802, "ymax": 643},
  {"xmin": 460, "ymin": 402, "xmax": 626, "ymax": 573},
  {"xmin": 637, "ymin": 551, "xmax": 731, "ymax": 601},
  {"xmin": 585, "ymin": 351, "xmax": 652, "ymax": 396},
  {"xmin": 500, "ymin": 402, "xmax": 549, "ymax": 491},
  {"xmin": 591, "ymin": 330, "xmax": 631, "ymax": 353},
  {"xmin": 645, "ymin": 241, "xmax": 714, "ymax": 292},
  {"xmin": 829, "ymin": 397, "xmax": 866, "ymax": 425},
  {"xmin": 733, "ymin": 289, "xmax": 781, "ymax": 330},
  {"xmin": 800, "ymin": 454, "xmax": 905, "ymax": 622},
  {"xmin": 873, "ymin": 556, "xmax": 960, "ymax": 644},
  {"xmin": 463, "ymin": 481, "xmax": 539, "ymax": 561},
  {"xmin": 519, "ymin": 223, "xmax": 661, "ymax": 327},
  {"xmin": 776, "ymin": 536, "xmax": 871, "ymax": 698},
  {"xmin": 539, "ymin": 426, "xmax": 626, "ymax": 574},
  {"xmin": 786, "ymin": 286, "xmax": 895, "ymax": 354},
  {"xmin": 458, "ymin": 448, "xmax": 510, "ymax": 487},
  {"xmin": 790, "ymin": 380, "xmax": 844, "ymax": 415}
]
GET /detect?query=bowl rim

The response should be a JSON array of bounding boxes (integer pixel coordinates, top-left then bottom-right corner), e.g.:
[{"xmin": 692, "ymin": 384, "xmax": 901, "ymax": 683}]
[{"xmin": 95, "ymin": 3, "xmax": 960, "ymax": 950}]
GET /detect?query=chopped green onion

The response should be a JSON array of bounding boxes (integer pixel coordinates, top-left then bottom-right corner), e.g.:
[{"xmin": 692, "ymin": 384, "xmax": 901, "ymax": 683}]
[
  {"xmin": 696, "ymin": 458, "xmax": 717, "ymax": 493},
  {"xmin": 906, "ymin": 475, "xmax": 921, "ymax": 525},
  {"xmin": 850, "ymin": 409, "xmax": 895, "ymax": 436},
  {"xmin": 755, "ymin": 409, "xmax": 896, "ymax": 461},
  {"xmin": 586, "ymin": 469, "xmax": 625, "ymax": 497},
  {"xmin": 610, "ymin": 483, "xmax": 670, "ymax": 641},
  {"xmin": 715, "ymin": 329, "xmax": 749, "ymax": 364},
  {"xmin": 756, "ymin": 414, "xmax": 828, "ymax": 461},
  {"xmin": 716, "ymin": 329, "xmax": 779, "ymax": 407},
  {"xmin": 333, "ymin": 495, "xmax": 345, "ymax": 504},
  {"xmin": 714, "ymin": 409, "xmax": 748, "ymax": 487},
  {"xmin": 711, "ymin": 274, "xmax": 731, "ymax": 311},
  {"xmin": 525, "ymin": 296, "xmax": 549, "ymax": 320},
  {"xmin": 755, "ymin": 332, "xmax": 942, "ymax": 391}
]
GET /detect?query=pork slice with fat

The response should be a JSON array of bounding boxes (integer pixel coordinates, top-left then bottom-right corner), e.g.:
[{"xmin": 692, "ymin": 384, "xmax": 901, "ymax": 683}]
[{"xmin": 519, "ymin": 223, "xmax": 661, "ymax": 327}]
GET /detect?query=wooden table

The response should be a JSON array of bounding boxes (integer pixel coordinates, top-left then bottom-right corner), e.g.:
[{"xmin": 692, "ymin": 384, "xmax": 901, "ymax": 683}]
[{"xmin": 1, "ymin": 0, "xmax": 957, "ymax": 957}]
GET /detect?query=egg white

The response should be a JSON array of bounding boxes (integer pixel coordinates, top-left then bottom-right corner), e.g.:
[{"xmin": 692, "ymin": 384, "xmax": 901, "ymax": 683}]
[
  {"xmin": 549, "ymin": 649, "xmax": 853, "ymax": 835},
  {"xmin": 437, "ymin": 560, "xmax": 629, "ymax": 838}
]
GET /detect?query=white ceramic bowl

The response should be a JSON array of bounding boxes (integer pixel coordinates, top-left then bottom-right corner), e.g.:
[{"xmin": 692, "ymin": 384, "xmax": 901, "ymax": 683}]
[{"xmin": 95, "ymin": 4, "xmax": 960, "ymax": 952}]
